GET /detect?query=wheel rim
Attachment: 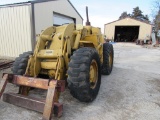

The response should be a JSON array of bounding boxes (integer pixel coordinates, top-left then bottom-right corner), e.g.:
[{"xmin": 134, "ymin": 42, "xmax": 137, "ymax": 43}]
[
  {"xmin": 90, "ymin": 60, "xmax": 98, "ymax": 89},
  {"xmin": 109, "ymin": 52, "xmax": 113, "ymax": 67}
]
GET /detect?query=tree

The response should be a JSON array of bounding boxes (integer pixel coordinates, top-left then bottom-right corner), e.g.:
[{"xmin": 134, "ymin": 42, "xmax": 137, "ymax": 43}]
[
  {"xmin": 119, "ymin": 12, "xmax": 128, "ymax": 19},
  {"xmin": 131, "ymin": 7, "xmax": 143, "ymax": 18},
  {"xmin": 118, "ymin": 6, "xmax": 150, "ymax": 23},
  {"xmin": 151, "ymin": 0, "xmax": 160, "ymax": 18},
  {"xmin": 143, "ymin": 15, "xmax": 149, "ymax": 21},
  {"xmin": 154, "ymin": 10, "xmax": 160, "ymax": 31},
  {"xmin": 152, "ymin": 0, "xmax": 160, "ymax": 31},
  {"xmin": 143, "ymin": 15, "xmax": 150, "ymax": 23}
]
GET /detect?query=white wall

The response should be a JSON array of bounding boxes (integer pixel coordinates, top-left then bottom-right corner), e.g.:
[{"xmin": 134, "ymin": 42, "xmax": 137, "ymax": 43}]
[
  {"xmin": 0, "ymin": 4, "xmax": 32, "ymax": 57},
  {"xmin": 34, "ymin": 0, "xmax": 83, "ymax": 35}
]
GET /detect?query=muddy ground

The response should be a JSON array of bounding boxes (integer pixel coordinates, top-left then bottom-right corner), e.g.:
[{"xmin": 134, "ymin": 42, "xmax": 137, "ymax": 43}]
[{"xmin": 0, "ymin": 43, "xmax": 160, "ymax": 120}]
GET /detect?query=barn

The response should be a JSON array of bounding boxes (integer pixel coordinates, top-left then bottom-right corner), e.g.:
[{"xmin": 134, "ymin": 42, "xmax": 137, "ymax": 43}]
[
  {"xmin": 104, "ymin": 17, "xmax": 152, "ymax": 42},
  {"xmin": 0, "ymin": 0, "xmax": 83, "ymax": 57}
]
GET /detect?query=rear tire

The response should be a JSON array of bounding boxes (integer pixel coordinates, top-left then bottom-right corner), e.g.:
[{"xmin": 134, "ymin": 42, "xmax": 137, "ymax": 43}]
[
  {"xmin": 11, "ymin": 51, "xmax": 33, "ymax": 75},
  {"xmin": 101, "ymin": 43, "xmax": 114, "ymax": 75},
  {"xmin": 67, "ymin": 47, "xmax": 101, "ymax": 102}
]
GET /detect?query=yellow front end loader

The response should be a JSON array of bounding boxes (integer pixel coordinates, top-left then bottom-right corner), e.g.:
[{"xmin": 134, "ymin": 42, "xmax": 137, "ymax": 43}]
[{"xmin": 0, "ymin": 7, "xmax": 114, "ymax": 120}]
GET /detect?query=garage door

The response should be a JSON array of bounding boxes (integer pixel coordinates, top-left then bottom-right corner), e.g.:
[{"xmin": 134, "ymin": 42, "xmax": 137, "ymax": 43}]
[
  {"xmin": 114, "ymin": 26, "xmax": 140, "ymax": 42},
  {"xmin": 53, "ymin": 13, "xmax": 74, "ymax": 26}
]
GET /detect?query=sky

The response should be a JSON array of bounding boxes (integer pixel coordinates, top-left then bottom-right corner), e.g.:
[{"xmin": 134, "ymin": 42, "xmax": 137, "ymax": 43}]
[{"xmin": 0, "ymin": 0, "xmax": 157, "ymax": 33}]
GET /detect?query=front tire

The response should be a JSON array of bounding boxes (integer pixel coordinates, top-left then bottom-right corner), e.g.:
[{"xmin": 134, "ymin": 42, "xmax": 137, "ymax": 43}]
[{"xmin": 67, "ymin": 47, "xmax": 101, "ymax": 102}]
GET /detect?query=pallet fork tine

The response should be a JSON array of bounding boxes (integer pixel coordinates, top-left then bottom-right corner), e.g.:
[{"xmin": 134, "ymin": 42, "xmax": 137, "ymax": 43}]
[
  {"xmin": 0, "ymin": 74, "xmax": 8, "ymax": 98},
  {"xmin": 0, "ymin": 73, "xmax": 65, "ymax": 120}
]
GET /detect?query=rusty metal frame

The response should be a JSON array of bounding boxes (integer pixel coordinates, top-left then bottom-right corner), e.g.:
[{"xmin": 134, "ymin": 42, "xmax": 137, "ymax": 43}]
[
  {"xmin": 0, "ymin": 73, "xmax": 65, "ymax": 120},
  {"xmin": 0, "ymin": 74, "xmax": 9, "ymax": 97}
]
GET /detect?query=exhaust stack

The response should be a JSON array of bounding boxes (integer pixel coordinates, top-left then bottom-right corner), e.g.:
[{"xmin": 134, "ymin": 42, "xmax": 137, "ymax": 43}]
[{"xmin": 85, "ymin": 6, "xmax": 91, "ymax": 26}]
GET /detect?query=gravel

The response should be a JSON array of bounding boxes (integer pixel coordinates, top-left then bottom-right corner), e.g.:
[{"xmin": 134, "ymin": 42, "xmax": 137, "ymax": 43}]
[{"xmin": 0, "ymin": 43, "xmax": 160, "ymax": 120}]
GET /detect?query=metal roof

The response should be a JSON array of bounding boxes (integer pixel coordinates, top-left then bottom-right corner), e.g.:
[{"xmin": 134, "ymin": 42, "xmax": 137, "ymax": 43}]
[
  {"xmin": 0, "ymin": 0, "xmax": 83, "ymax": 20},
  {"xmin": 105, "ymin": 17, "xmax": 151, "ymax": 26}
]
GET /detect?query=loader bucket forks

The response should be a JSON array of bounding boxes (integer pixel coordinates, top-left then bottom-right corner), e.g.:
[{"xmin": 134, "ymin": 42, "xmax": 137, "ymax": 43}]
[{"xmin": 0, "ymin": 73, "xmax": 65, "ymax": 120}]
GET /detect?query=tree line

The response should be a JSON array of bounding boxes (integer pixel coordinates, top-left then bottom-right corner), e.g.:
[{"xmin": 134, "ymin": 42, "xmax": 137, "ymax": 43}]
[{"xmin": 119, "ymin": 6, "xmax": 150, "ymax": 23}]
